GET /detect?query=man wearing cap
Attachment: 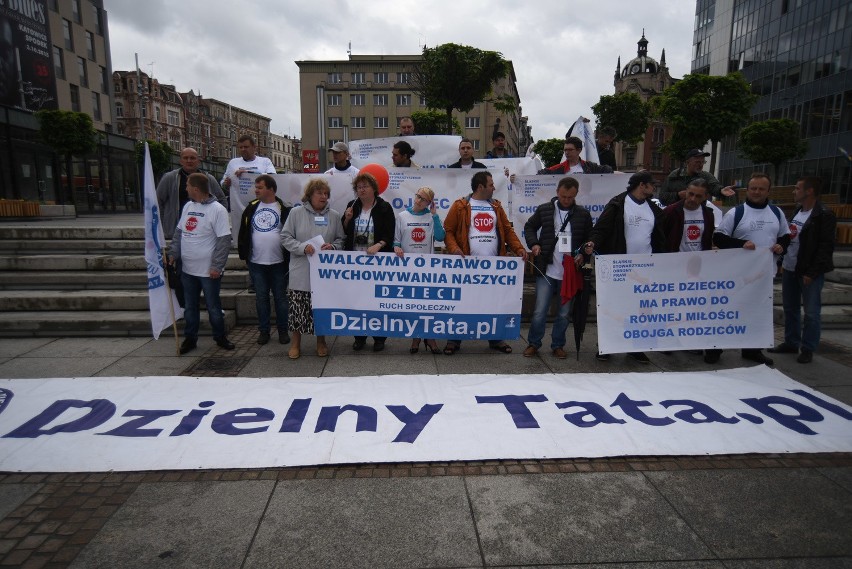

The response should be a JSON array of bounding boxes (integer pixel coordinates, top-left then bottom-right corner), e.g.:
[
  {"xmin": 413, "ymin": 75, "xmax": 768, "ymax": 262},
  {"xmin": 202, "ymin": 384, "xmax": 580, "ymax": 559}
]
[
  {"xmin": 584, "ymin": 171, "xmax": 666, "ymax": 364},
  {"xmin": 448, "ymin": 138, "xmax": 487, "ymax": 169},
  {"xmin": 485, "ymin": 132, "xmax": 514, "ymax": 159},
  {"xmin": 660, "ymin": 148, "xmax": 736, "ymax": 205},
  {"xmin": 325, "ymin": 142, "xmax": 359, "ymax": 179}
]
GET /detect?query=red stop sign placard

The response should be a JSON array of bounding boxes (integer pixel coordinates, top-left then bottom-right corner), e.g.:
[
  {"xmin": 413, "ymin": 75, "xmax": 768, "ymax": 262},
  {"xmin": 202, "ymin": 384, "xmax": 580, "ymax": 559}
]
[
  {"xmin": 473, "ymin": 212, "xmax": 494, "ymax": 232},
  {"xmin": 185, "ymin": 217, "xmax": 198, "ymax": 231},
  {"xmin": 411, "ymin": 227, "xmax": 426, "ymax": 242},
  {"xmin": 686, "ymin": 224, "xmax": 700, "ymax": 241}
]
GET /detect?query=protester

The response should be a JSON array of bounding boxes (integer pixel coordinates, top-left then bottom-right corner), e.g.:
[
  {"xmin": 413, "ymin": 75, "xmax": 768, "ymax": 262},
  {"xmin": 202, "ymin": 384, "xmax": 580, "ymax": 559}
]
[
  {"xmin": 168, "ymin": 173, "xmax": 234, "ymax": 354},
  {"xmin": 398, "ymin": 116, "xmax": 416, "ymax": 136},
  {"xmin": 523, "ymin": 176, "xmax": 593, "ymax": 359},
  {"xmin": 281, "ymin": 179, "xmax": 345, "ymax": 359},
  {"xmin": 324, "ymin": 142, "xmax": 359, "ymax": 179},
  {"xmin": 221, "ymin": 135, "xmax": 276, "ymax": 241},
  {"xmin": 713, "ymin": 172, "xmax": 790, "ymax": 367},
  {"xmin": 442, "ymin": 171, "xmax": 528, "ymax": 355},
  {"xmin": 768, "ymin": 176, "xmax": 836, "ymax": 364},
  {"xmin": 391, "ymin": 141, "xmax": 419, "ymax": 168},
  {"xmin": 447, "ymin": 138, "xmax": 487, "ymax": 169},
  {"xmin": 660, "ymin": 148, "xmax": 736, "ymax": 205},
  {"xmin": 595, "ymin": 126, "xmax": 618, "ymax": 171},
  {"xmin": 538, "ymin": 136, "xmax": 613, "ymax": 175},
  {"xmin": 156, "ymin": 147, "xmax": 226, "ymax": 240},
  {"xmin": 343, "ymin": 172, "xmax": 396, "ymax": 351},
  {"xmin": 393, "ymin": 187, "xmax": 445, "ymax": 354},
  {"xmin": 485, "ymin": 131, "xmax": 514, "ymax": 159},
  {"xmin": 237, "ymin": 175, "xmax": 291, "ymax": 346},
  {"xmin": 584, "ymin": 171, "xmax": 665, "ymax": 363}
]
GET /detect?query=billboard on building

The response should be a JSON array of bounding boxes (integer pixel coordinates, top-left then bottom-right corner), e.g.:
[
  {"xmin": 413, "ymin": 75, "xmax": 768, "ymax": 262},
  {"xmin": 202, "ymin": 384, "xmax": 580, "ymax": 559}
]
[
  {"xmin": 0, "ymin": 0, "xmax": 57, "ymax": 110},
  {"xmin": 302, "ymin": 149, "xmax": 319, "ymax": 173}
]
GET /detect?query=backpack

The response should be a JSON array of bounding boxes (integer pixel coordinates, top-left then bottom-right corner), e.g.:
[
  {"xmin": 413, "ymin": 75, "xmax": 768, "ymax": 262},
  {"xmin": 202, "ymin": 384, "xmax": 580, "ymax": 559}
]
[{"xmin": 732, "ymin": 203, "xmax": 782, "ymax": 234}]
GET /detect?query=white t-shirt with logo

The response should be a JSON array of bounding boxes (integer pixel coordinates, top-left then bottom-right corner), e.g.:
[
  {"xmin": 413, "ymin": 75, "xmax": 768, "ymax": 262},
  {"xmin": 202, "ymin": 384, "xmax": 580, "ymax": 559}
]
[
  {"xmin": 623, "ymin": 197, "xmax": 655, "ymax": 254},
  {"xmin": 250, "ymin": 202, "xmax": 285, "ymax": 265},
  {"xmin": 468, "ymin": 199, "xmax": 498, "ymax": 257},
  {"xmin": 353, "ymin": 208, "xmax": 374, "ymax": 251},
  {"xmin": 680, "ymin": 207, "xmax": 706, "ymax": 252},
  {"xmin": 782, "ymin": 208, "xmax": 812, "ymax": 271},
  {"xmin": 177, "ymin": 200, "xmax": 231, "ymax": 277},
  {"xmin": 716, "ymin": 203, "xmax": 790, "ymax": 248},
  {"xmin": 395, "ymin": 209, "xmax": 437, "ymax": 254}
]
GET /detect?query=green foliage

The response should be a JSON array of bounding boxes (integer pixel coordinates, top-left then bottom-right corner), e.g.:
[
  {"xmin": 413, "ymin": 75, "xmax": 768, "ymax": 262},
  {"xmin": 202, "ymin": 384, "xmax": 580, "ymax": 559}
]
[
  {"xmin": 737, "ymin": 118, "xmax": 808, "ymax": 181},
  {"xmin": 533, "ymin": 138, "xmax": 566, "ymax": 168},
  {"xmin": 414, "ymin": 43, "xmax": 509, "ymax": 134},
  {"xmin": 591, "ymin": 92, "xmax": 651, "ymax": 145},
  {"xmin": 410, "ymin": 109, "xmax": 462, "ymax": 135},
  {"xmin": 36, "ymin": 110, "xmax": 98, "ymax": 157},
  {"xmin": 654, "ymin": 73, "xmax": 757, "ymax": 172},
  {"xmin": 135, "ymin": 140, "xmax": 175, "ymax": 178}
]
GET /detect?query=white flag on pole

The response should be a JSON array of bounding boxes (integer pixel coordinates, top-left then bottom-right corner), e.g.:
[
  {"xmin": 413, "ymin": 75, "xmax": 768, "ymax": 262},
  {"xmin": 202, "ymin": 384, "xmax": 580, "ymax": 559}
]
[
  {"xmin": 143, "ymin": 142, "xmax": 182, "ymax": 339},
  {"xmin": 569, "ymin": 116, "xmax": 601, "ymax": 164}
]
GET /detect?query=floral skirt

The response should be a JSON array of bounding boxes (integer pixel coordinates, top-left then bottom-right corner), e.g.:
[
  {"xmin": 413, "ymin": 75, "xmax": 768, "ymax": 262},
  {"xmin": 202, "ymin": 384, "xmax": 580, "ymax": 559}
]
[{"xmin": 287, "ymin": 289, "xmax": 314, "ymax": 335}]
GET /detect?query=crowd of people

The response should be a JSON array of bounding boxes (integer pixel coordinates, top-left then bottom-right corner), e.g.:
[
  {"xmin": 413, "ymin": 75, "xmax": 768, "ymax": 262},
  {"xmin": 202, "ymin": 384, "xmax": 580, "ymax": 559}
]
[{"xmin": 159, "ymin": 126, "xmax": 836, "ymax": 367}]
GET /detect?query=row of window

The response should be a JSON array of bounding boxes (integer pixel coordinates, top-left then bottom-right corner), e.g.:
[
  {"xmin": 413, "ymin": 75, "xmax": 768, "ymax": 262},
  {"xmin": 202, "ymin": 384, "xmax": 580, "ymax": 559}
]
[
  {"xmin": 68, "ymin": 84, "xmax": 102, "ymax": 121},
  {"xmin": 328, "ymin": 117, "xmax": 483, "ymax": 129},
  {"xmin": 326, "ymin": 139, "xmax": 485, "ymax": 151},
  {"xmin": 328, "ymin": 72, "xmax": 411, "ymax": 85},
  {"xmin": 51, "ymin": 0, "xmax": 103, "ymax": 35},
  {"xmin": 53, "ymin": 46, "xmax": 108, "ymax": 95},
  {"xmin": 327, "ymin": 94, "xmax": 426, "ymax": 107}
]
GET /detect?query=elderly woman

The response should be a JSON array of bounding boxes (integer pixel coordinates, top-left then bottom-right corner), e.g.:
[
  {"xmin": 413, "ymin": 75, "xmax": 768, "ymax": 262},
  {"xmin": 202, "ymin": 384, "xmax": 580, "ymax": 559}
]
[
  {"xmin": 393, "ymin": 186, "xmax": 444, "ymax": 354},
  {"xmin": 281, "ymin": 178, "xmax": 345, "ymax": 359},
  {"xmin": 342, "ymin": 172, "xmax": 395, "ymax": 351}
]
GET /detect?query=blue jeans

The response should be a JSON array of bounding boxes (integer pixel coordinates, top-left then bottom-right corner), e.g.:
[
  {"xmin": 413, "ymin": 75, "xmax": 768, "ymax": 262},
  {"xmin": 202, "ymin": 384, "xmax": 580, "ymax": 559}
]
[
  {"xmin": 181, "ymin": 272, "xmax": 226, "ymax": 339},
  {"xmin": 782, "ymin": 270, "xmax": 824, "ymax": 352},
  {"xmin": 527, "ymin": 275, "xmax": 572, "ymax": 349},
  {"xmin": 248, "ymin": 261, "xmax": 289, "ymax": 334}
]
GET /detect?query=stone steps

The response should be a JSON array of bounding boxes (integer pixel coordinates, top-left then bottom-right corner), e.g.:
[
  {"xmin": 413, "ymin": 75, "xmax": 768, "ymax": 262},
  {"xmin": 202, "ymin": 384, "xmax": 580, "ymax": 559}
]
[
  {"xmin": 0, "ymin": 310, "xmax": 237, "ymax": 337},
  {"xmin": 0, "ymin": 270, "xmax": 249, "ymax": 290},
  {"xmin": 0, "ymin": 254, "xmax": 245, "ymax": 271}
]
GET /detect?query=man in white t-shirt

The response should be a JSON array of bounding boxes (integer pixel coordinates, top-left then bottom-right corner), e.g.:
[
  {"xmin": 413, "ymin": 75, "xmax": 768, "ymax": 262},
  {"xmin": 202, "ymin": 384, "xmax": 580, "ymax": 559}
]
[
  {"xmin": 221, "ymin": 135, "xmax": 277, "ymax": 243},
  {"xmin": 237, "ymin": 175, "xmax": 291, "ymax": 346},
  {"xmin": 324, "ymin": 142, "xmax": 359, "ymax": 179},
  {"xmin": 168, "ymin": 173, "xmax": 234, "ymax": 354},
  {"xmin": 713, "ymin": 172, "xmax": 791, "ymax": 367},
  {"xmin": 442, "ymin": 171, "xmax": 527, "ymax": 355},
  {"xmin": 585, "ymin": 171, "xmax": 666, "ymax": 363}
]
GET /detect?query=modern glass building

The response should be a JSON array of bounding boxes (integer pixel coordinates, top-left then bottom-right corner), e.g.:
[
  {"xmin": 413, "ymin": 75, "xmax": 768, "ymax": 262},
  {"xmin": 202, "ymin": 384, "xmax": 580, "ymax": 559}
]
[{"xmin": 692, "ymin": 0, "xmax": 851, "ymax": 201}]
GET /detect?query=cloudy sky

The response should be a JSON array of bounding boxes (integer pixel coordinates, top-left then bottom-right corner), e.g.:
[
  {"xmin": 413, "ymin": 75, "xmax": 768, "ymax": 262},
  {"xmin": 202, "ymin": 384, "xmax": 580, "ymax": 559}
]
[{"xmin": 104, "ymin": 0, "xmax": 697, "ymax": 143}]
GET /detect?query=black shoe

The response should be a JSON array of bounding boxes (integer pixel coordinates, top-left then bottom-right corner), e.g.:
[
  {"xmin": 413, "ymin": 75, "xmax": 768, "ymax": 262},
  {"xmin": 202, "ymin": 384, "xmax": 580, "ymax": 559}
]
[
  {"xmin": 257, "ymin": 332, "xmax": 270, "ymax": 345},
  {"xmin": 628, "ymin": 351, "xmax": 651, "ymax": 364},
  {"xmin": 596, "ymin": 352, "xmax": 610, "ymax": 361},
  {"xmin": 214, "ymin": 336, "xmax": 235, "ymax": 350},
  {"xmin": 767, "ymin": 342, "xmax": 798, "ymax": 354},
  {"xmin": 742, "ymin": 350, "xmax": 773, "ymax": 367},
  {"xmin": 704, "ymin": 351, "xmax": 721, "ymax": 364},
  {"xmin": 373, "ymin": 341, "xmax": 386, "ymax": 352},
  {"xmin": 279, "ymin": 333, "xmax": 290, "ymax": 345},
  {"xmin": 353, "ymin": 339, "xmax": 366, "ymax": 351},
  {"xmin": 179, "ymin": 338, "xmax": 197, "ymax": 355},
  {"xmin": 248, "ymin": 285, "xmax": 256, "ymax": 293},
  {"xmin": 797, "ymin": 350, "xmax": 813, "ymax": 364}
]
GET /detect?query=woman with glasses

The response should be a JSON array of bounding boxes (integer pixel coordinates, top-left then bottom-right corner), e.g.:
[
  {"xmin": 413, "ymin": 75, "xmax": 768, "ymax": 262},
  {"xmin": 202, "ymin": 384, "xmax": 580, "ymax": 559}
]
[
  {"xmin": 342, "ymin": 172, "xmax": 396, "ymax": 352},
  {"xmin": 393, "ymin": 187, "xmax": 445, "ymax": 354}
]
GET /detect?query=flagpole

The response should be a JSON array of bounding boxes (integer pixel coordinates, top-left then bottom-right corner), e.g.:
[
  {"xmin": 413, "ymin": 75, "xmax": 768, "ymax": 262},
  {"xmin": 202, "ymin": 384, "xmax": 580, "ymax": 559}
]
[{"xmin": 162, "ymin": 250, "xmax": 181, "ymax": 355}]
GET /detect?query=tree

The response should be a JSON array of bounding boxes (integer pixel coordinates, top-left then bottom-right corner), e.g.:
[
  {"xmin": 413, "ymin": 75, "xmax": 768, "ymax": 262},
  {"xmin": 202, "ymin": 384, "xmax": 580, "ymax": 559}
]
[
  {"xmin": 592, "ymin": 92, "xmax": 652, "ymax": 145},
  {"xmin": 414, "ymin": 43, "xmax": 509, "ymax": 134},
  {"xmin": 654, "ymin": 72, "xmax": 757, "ymax": 173},
  {"xmin": 135, "ymin": 140, "xmax": 174, "ymax": 180},
  {"xmin": 410, "ymin": 109, "xmax": 462, "ymax": 135},
  {"xmin": 533, "ymin": 138, "xmax": 566, "ymax": 168},
  {"xmin": 737, "ymin": 118, "xmax": 808, "ymax": 184},
  {"xmin": 36, "ymin": 110, "xmax": 99, "ymax": 204}
]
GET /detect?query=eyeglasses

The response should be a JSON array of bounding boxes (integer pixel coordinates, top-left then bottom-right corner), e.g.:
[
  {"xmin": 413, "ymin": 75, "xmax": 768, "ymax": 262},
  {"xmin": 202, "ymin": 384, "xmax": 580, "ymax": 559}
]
[
  {"xmin": 414, "ymin": 194, "xmax": 429, "ymax": 201},
  {"xmin": 355, "ymin": 184, "xmax": 372, "ymax": 191}
]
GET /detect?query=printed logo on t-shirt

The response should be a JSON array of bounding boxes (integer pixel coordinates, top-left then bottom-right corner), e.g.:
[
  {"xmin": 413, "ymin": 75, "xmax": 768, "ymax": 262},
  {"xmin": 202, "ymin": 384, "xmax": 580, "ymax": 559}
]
[
  {"xmin": 788, "ymin": 223, "xmax": 798, "ymax": 239},
  {"xmin": 185, "ymin": 216, "xmax": 198, "ymax": 232},
  {"xmin": 411, "ymin": 227, "xmax": 426, "ymax": 242},
  {"xmin": 252, "ymin": 208, "xmax": 280, "ymax": 232},
  {"xmin": 686, "ymin": 225, "xmax": 701, "ymax": 241},
  {"xmin": 473, "ymin": 212, "xmax": 495, "ymax": 233}
]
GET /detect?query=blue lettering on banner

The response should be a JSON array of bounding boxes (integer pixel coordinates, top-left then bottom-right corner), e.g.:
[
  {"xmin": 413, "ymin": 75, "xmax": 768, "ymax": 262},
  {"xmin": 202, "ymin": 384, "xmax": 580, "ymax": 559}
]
[
  {"xmin": 315, "ymin": 309, "xmax": 521, "ymax": 340},
  {"xmin": 375, "ymin": 285, "xmax": 461, "ymax": 301}
]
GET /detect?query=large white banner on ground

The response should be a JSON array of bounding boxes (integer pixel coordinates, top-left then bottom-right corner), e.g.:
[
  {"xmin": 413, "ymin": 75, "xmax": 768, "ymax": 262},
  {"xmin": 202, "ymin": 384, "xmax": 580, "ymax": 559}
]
[
  {"xmin": 1, "ymin": 368, "xmax": 850, "ymax": 472},
  {"xmin": 308, "ymin": 251, "xmax": 524, "ymax": 339},
  {"xmin": 595, "ymin": 249, "xmax": 774, "ymax": 354}
]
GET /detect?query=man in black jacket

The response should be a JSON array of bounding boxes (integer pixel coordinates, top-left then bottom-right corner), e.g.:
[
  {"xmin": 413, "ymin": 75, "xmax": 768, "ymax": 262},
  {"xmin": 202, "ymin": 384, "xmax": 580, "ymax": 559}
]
[
  {"xmin": 768, "ymin": 176, "xmax": 836, "ymax": 364},
  {"xmin": 447, "ymin": 138, "xmax": 487, "ymax": 169},
  {"xmin": 523, "ymin": 177, "xmax": 593, "ymax": 358},
  {"xmin": 238, "ymin": 175, "xmax": 291, "ymax": 345}
]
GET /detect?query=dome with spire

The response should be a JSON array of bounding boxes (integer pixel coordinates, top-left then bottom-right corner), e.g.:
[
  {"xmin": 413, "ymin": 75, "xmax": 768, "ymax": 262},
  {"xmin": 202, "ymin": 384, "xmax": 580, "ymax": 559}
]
[{"xmin": 620, "ymin": 31, "xmax": 663, "ymax": 78}]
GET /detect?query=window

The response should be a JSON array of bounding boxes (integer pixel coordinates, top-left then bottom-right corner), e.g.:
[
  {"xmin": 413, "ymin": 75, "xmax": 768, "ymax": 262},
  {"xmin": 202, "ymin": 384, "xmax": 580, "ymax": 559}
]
[
  {"xmin": 465, "ymin": 117, "xmax": 480, "ymax": 128},
  {"xmin": 625, "ymin": 149, "xmax": 636, "ymax": 168},
  {"xmin": 374, "ymin": 117, "xmax": 388, "ymax": 128},
  {"xmin": 352, "ymin": 117, "xmax": 365, "ymax": 128},
  {"xmin": 327, "ymin": 94, "xmax": 341, "ymax": 106},
  {"xmin": 85, "ymin": 31, "xmax": 95, "ymax": 60},
  {"xmin": 652, "ymin": 152, "xmax": 662, "ymax": 170},
  {"xmin": 328, "ymin": 72, "xmax": 342, "ymax": 84},
  {"xmin": 69, "ymin": 84, "xmax": 80, "ymax": 112},
  {"xmin": 374, "ymin": 94, "xmax": 388, "ymax": 106},
  {"xmin": 53, "ymin": 46, "xmax": 65, "ymax": 80},
  {"xmin": 48, "ymin": 0, "xmax": 57, "ymax": 9},
  {"xmin": 328, "ymin": 140, "xmax": 342, "ymax": 149},
  {"xmin": 155, "ymin": 106, "xmax": 160, "ymax": 121},
  {"xmin": 168, "ymin": 110, "xmax": 179, "ymax": 125},
  {"xmin": 77, "ymin": 57, "xmax": 88, "ymax": 88},
  {"xmin": 141, "ymin": 105, "xmax": 146, "ymax": 119},
  {"xmin": 374, "ymin": 72, "xmax": 388, "ymax": 84},
  {"xmin": 419, "ymin": 96, "xmax": 427, "ymax": 106},
  {"xmin": 396, "ymin": 94, "xmax": 411, "ymax": 106},
  {"xmin": 62, "ymin": 19, "xmax": 73, "ymax": 50},
  {"xmin": 100, "ymin": 66, "xmax": 108, "ymax": 93},
  {"xmin": 351, "ymin": 94, "xmax": 365, "ymax": 106},
  {"xmin": 351, "ymin": 72, "xmax": 365, "ymax": 84},
  {"xmin": 91, "ymin": 92, "xmax": 101, "ymax": 121},
  {"xmin": 472, "ymin": 139, "xmax": 480, "ymax": 151},
  {"xmin": 90, "ymin": 2, "xmax": 102, "ymax": 34},
  {"xmin": 115, "ymin": 102, "xmax": 123, "ymax": 117},
  {"xmin": 397, "ymin": 72, "xmax": 411, "ymax": 84},
  {"xmin": 328, "ymin": 117, "xmax": 342, "ymax": 128},
  {"xmin": 71, "ymin": 0, "xmax": 81, "ymax": 23}
]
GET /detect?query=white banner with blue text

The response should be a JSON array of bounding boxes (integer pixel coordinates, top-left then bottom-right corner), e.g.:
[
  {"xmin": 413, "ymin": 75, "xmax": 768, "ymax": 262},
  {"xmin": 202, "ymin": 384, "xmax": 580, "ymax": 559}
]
[
  {"xmin": 1, "ymin": 367, "xmax": 850, "ymax": 472},
  {"xmin": 308, "ymin": 251, "xmax": 524, "ymax": 339},
  {"xmin": 595, "ymin": 249, "xmax": 775, "ymax": 354}
]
